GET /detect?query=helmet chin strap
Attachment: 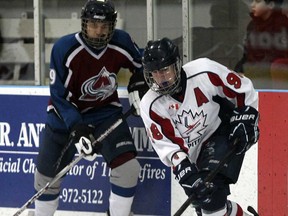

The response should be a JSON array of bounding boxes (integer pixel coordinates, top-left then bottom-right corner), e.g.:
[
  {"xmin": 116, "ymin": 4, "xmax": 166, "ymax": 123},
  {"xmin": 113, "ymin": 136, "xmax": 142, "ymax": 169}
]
[
  {"xmin": 171, "ymin": 70, "xmax": 185, "ymax": 96},
  {"xmin": 173, "ymin": 85, "xmax": 182, "ymax": 95}
]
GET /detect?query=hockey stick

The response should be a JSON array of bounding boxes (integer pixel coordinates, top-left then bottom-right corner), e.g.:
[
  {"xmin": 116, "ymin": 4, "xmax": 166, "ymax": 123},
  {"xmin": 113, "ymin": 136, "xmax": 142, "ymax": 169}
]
[
  {"xmin": 13, "ymin": 107, "xmax": 135, "ymax": 216},
  {"xmin": 173, "ymin": 139, "xmax": 239, "ymax": 216},
  {"xmin": 247, "ymin": 206, "xmax": 259, "ymax": 216}
]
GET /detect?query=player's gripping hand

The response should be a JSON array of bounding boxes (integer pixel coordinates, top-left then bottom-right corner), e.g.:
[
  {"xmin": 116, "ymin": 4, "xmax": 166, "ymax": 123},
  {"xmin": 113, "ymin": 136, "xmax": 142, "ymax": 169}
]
[
  {"xmin": 75, "ymin": 136, "xmax": 97, "ymax": 161},
  {"xmin": 189, "ymin": 178, "xmax": 216, "ymax": 207},
  {"xmin": 127, "ymin": 72, "xmax": 149, "ymax": 116},
  {"xmin": 229, "ymin": 106, "xmax": 260, "ymax": 155},
  {"xmin": 173, "ymin": 158, "xmax": 216, "ymax": 207},
  {"xmin": 70, "ymin": 124, "xmax": 100, "ymax": 161}
]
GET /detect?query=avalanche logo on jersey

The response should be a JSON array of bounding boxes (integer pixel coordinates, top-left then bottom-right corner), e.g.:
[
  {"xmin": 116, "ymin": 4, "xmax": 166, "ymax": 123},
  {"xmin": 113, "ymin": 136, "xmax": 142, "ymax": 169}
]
[
  {"xmin": 173, "ymin": 109, "xmax": 208, "ymax": 147},
  {"xmin": 79, "ymin": 67, "xmax": 117, "ymax": 101}
]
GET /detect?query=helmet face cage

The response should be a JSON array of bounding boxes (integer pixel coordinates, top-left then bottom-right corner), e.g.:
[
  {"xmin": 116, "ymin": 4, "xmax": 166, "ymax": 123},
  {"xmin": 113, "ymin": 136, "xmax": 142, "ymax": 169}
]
[
  {"xmin": 81, "ymin": 19, "xmax": 116, "ymax": 49},
  {"xmin": 81, "ymin": 0, "xmax": 117, "ymax": 49},
  {"xmin": 144, "ymin": 59, "xmax": 181, "ymax": 95},
  {"xmin": 143, "ymin": 38, "xmax": 182, "ymax": 95}
]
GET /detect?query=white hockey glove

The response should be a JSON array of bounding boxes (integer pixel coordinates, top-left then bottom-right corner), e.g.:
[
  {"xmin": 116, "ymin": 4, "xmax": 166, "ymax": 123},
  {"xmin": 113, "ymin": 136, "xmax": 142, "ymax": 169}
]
[
  {"xmin": 128, "ymin": 90, "xmax": 141, "ymax": 116},
  {"xmin": 70, "ymin": 124, "xmax": 101, "ymax": 161},
  {"xmin": 75, "ymin": 136, "xmax": 97, "ymax": 161},
  {"xmin": 127, "ymin": 72, "xmax": 149, "ymax": 116}
]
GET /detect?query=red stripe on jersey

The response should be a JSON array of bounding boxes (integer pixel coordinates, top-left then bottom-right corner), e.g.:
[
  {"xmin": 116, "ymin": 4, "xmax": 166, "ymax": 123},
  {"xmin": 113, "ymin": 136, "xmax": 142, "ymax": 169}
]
[
  {"xmin": 236, "ymin": 204, "xmax": 244, "ymax": 216},
  {"xmin": 150, "ymin": 109, "xmax": 188, "ymax": 152},
  {"xmin": 207, "ymin": 73, "xmax": 245, "ymax": 107}
]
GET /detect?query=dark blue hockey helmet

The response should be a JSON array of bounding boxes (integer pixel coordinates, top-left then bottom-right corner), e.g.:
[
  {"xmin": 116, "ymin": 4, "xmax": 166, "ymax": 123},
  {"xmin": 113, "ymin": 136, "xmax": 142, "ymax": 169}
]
[
  {"xmin": 142, "ymin": 37, "xmax": 182, "ymax": 95},
  {"xmin": 81, "ymin": 0, "xmax": 117, "ymax": 49}
]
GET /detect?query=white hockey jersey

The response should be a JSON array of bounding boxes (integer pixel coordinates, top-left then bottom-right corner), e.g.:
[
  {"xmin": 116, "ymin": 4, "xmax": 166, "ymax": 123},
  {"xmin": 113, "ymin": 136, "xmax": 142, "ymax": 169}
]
[{"xmin": 140, "ymin": 58, "xmax": 258, "ymax": 167}]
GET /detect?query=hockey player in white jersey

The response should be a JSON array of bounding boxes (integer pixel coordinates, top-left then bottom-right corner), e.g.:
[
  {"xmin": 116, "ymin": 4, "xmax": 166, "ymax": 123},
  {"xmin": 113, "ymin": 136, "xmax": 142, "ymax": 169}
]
[{"xmin": 137, "ymin": 38, "xmax": 260, "ymax": 216}]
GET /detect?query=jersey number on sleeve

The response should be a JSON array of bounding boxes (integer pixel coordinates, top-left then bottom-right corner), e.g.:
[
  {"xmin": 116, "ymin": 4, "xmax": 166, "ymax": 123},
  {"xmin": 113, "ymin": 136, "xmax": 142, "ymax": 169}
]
[
  {"xmin": 226, "ymin": 73, "xmax": 241, "ymax": 89},
  {"xmin": 150, "ymin": 123, "xmax": 163, "ymax": 140}
]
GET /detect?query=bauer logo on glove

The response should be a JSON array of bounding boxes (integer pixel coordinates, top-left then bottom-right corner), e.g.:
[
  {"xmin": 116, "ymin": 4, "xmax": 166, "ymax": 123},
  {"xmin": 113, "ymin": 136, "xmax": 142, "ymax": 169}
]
[
  {"xmin": 230, "ymin": 113, "xmax": 256, "ymax": 122},
  {"xmin": 229, "ymin": 106, "xmax": 260, "ymax": 155}
]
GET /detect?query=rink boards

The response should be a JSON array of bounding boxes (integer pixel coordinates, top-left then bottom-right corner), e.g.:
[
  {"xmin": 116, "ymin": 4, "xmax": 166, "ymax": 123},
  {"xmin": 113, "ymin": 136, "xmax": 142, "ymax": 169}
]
[
  {"xmin": 0, "ymin": 87, "xmax": 287, "ymax": 215},
  {"xmin": 0, "ymin": 87, "xmax": 170, "ymax": 215}
]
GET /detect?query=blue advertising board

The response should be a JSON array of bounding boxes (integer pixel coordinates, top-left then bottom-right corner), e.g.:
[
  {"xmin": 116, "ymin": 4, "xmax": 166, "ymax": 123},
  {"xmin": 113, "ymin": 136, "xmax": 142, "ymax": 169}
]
[{"xmin": 0, "ymin": 87, "xmax": 171, "ymax": 215}]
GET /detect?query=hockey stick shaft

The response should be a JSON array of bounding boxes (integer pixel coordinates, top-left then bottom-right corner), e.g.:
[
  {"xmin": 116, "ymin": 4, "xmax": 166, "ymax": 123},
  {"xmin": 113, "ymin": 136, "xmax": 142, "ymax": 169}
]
[
  {"xmin": 13, "ymin": 107, "xmax": 135, "ymax": 216},
  {"xmin": 247, "ymin": 206, "xmax": 259, "ymax": 216},
  {"xmin": 173, "ymin": 139, "xmax": 239, "ymax": 216}
]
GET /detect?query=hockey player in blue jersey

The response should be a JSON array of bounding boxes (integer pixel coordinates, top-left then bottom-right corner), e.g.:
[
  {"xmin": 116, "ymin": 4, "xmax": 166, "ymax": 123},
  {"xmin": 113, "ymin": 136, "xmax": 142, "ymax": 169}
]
[{"xmin": 33, "ymin": 0, "xmax": 144, "ymax": 215}]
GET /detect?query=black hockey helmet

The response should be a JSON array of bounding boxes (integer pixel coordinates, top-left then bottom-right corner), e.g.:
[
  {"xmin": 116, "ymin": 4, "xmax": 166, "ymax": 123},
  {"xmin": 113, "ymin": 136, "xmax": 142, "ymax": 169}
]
[
  {"xmin": 142, "ymin": 37, "xmax": 182, "ymax": 95},
  {"xmin": 81, "ymin": 0, "xmax": 117, "ymax": 49}
]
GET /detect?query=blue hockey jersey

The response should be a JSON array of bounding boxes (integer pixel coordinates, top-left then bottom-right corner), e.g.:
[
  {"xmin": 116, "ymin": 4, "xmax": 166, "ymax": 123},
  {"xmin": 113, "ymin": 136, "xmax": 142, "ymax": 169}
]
[{"xmin": 46, "ymin": 30, "xmax": 143, "ymax": 131}]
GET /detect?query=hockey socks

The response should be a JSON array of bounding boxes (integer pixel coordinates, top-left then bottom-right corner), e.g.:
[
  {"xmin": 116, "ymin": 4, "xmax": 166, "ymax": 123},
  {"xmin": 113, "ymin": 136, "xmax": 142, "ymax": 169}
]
[
  {"xmin": 108, "ymin": 158, "xmax": 140, "ymax": 216},
  {"xmin": 109, "ymin": 192, "xmax": 134, "ymax": 216},
  {"xmin": 34, "ymin": 197, "xmax": 59, "ymax": 216}
]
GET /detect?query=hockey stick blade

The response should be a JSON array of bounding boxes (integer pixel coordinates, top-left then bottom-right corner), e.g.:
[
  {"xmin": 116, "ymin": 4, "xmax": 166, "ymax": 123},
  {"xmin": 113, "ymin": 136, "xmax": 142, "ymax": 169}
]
[
  {"xmin": 247, "ymin": 206, "xmax": 259, "ymax": 216},
  {"xmin": 13, "ymin": 107, "xmax": 135, "ymax": 216},
  {"xmin": 173, "ymin": 138, "xmax": 239, "ymax": 216}
]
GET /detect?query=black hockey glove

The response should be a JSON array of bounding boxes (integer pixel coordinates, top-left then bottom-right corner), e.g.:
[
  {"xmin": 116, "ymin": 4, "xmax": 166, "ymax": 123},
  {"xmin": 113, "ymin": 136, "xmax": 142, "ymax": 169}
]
[
  {"xmin": 229, "ymin": 106, "xmax": 260, "ymax": 155},
  {"xmin": 127, "ymin": 72, "xmax": 149, "ymax": 116},
  {"xmin": 70, "ymin": 124, "xmax": 101, "ymax": 161},
  {"xmin": 173, "ymin": 158, "xmax": 217, "ymax": 207}
]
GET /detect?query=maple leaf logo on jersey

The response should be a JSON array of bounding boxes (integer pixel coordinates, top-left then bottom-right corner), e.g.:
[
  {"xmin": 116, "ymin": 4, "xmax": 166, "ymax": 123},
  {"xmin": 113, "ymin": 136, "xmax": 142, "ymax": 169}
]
[
  {"xmin": 79, "ymin": 67, "xmax": 117, "ymax": 101},
  {"xmin": 173, "ymin": 109, "xmax": 208, "ymax": 147}
]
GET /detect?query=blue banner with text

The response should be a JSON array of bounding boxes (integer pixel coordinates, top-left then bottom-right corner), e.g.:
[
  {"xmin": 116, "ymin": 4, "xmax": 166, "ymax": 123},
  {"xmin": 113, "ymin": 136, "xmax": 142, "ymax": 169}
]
[{"xmin": 0, "ymin": 90, "xmax": 170, "ymax": 215}]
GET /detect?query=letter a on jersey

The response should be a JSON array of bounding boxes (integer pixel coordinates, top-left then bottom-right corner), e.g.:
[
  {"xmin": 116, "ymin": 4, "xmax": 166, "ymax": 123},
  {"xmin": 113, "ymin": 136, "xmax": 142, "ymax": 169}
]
[{"xmin": 194, "ymin": 87, "xmax": 209, "ymax": 107}]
